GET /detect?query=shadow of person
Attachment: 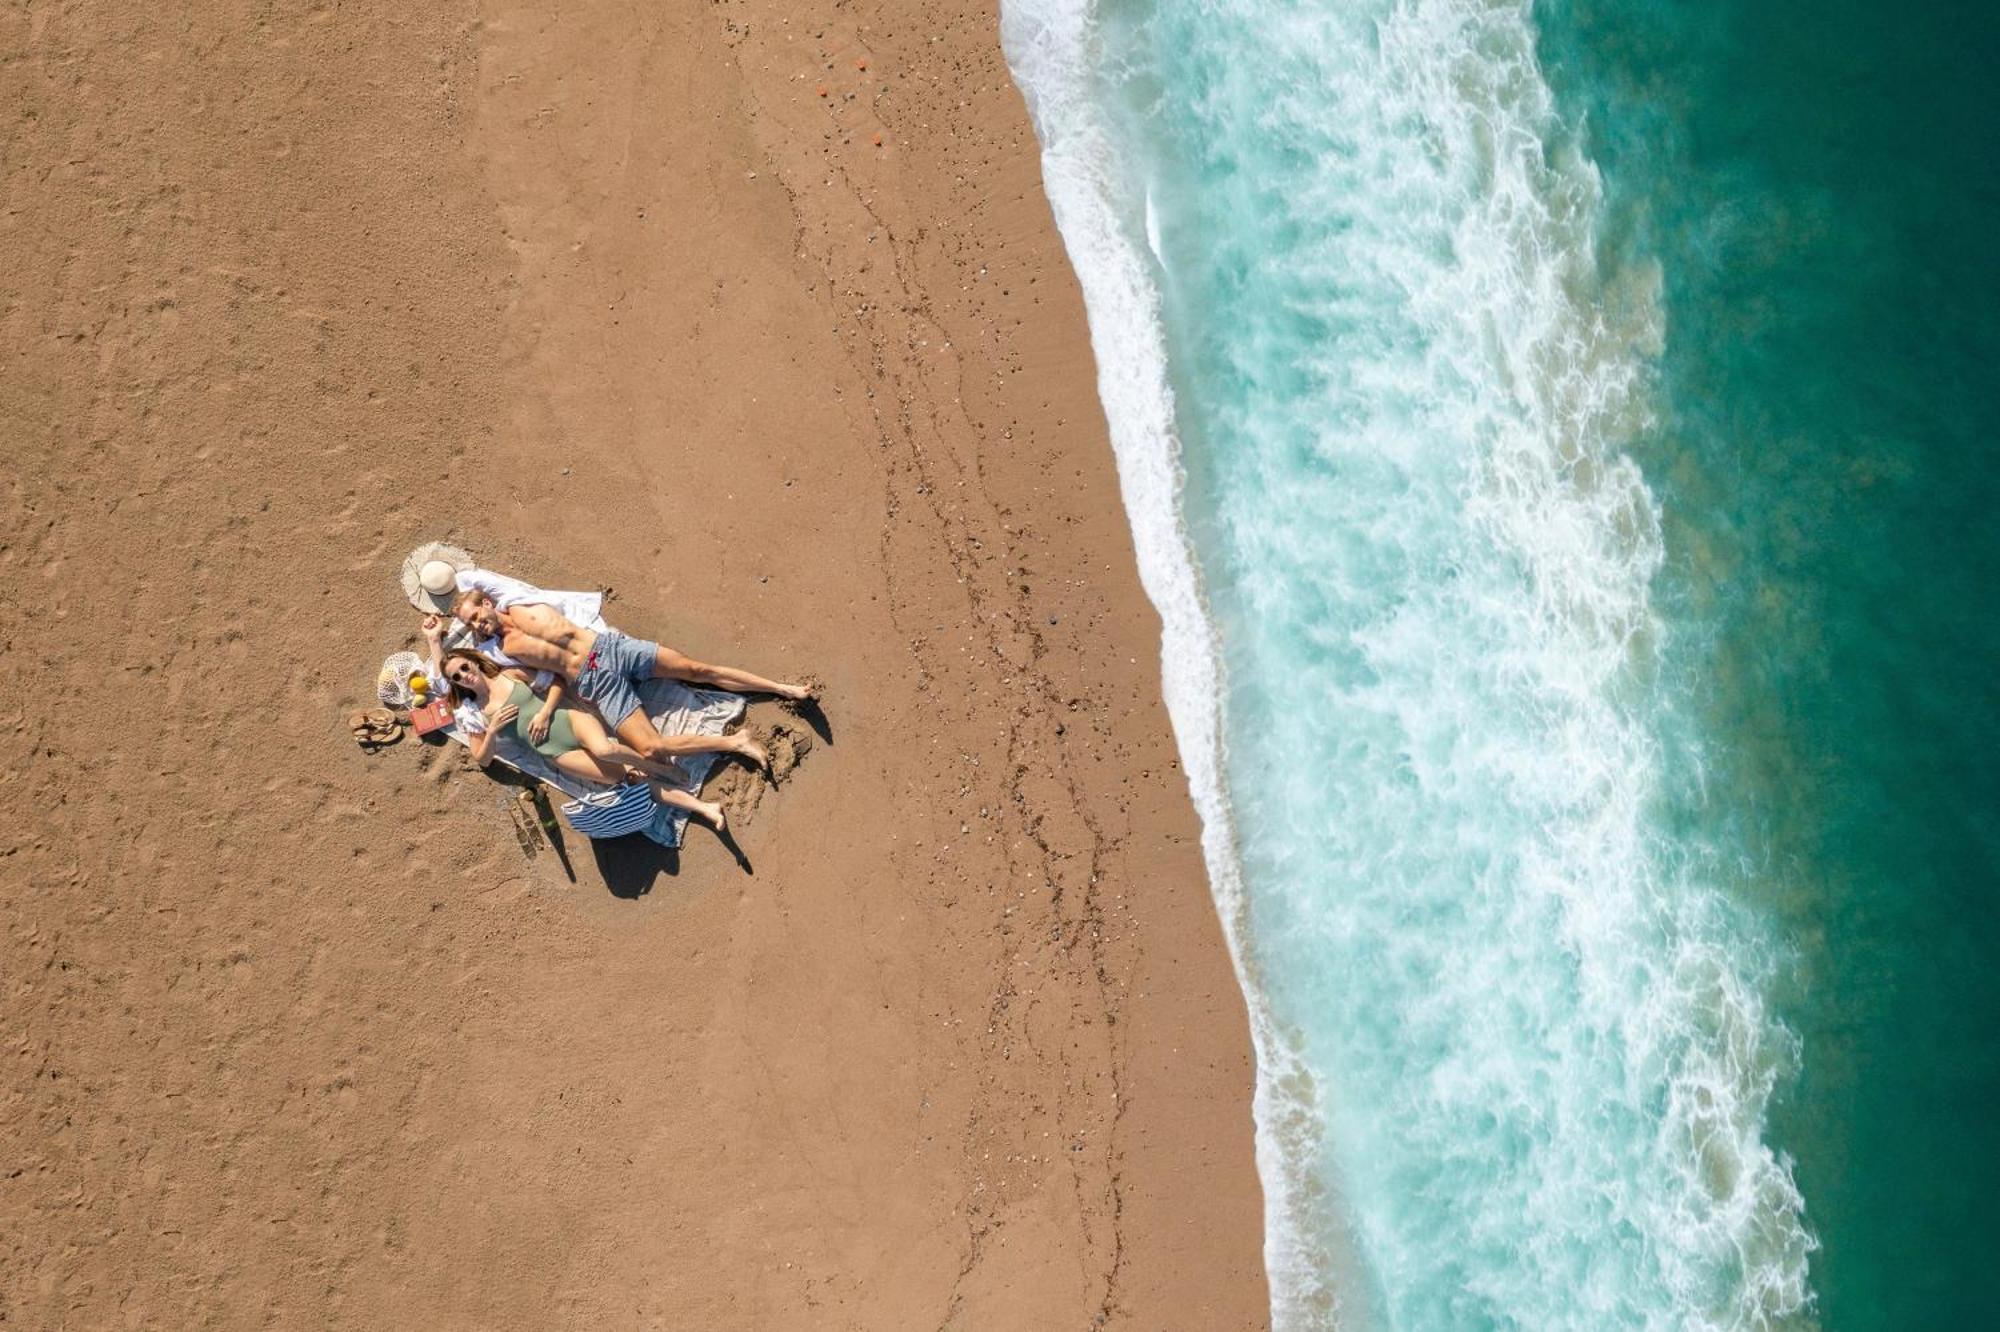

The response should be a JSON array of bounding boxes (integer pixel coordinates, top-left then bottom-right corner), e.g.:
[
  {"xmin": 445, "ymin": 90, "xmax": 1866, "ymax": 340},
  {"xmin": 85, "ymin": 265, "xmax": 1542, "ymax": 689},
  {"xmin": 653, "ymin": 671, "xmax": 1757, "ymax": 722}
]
[
  {"xmin": 586, "ymin": 822, "xmax": 750, "ymax": 897},
  {"xmin": 428, "ymin": 732, "xmax": 754, "ymax": 895},
  {"xmin": 537, "ymin": 802, "xmax": 577, "ymax": 882},
  {"xmin": 784, "ymin": 695, "xmax": 833, "ymax": 746},
  {"xmin": 711, "ymin": 822, "xmax": 754, "ymax": 875},
  {"xmin": 588, "ymin": 836, "xmax": 681, "ymax": 899}
]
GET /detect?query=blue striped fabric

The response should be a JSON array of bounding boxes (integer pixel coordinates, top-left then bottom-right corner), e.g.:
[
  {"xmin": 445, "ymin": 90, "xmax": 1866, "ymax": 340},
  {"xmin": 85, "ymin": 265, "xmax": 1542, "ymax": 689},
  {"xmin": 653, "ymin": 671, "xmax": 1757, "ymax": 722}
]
[{"xmin": 558, "ymin": 782, "xmax": 657, "ymax": 839}]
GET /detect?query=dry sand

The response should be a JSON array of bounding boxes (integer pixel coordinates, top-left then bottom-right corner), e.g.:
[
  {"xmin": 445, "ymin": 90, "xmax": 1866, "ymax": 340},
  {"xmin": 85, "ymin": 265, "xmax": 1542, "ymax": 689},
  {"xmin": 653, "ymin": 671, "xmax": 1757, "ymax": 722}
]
[{"xmin": 1, "ymin": 2, "xmax": 1268, "ymax": 1326}]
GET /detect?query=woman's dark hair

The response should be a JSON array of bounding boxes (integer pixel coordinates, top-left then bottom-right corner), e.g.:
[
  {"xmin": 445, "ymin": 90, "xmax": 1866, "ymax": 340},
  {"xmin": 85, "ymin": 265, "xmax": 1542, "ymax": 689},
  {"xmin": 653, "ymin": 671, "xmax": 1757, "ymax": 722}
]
[{"xmin": 441, "ymin": 648, "xmax": 502, "ymax": 705}]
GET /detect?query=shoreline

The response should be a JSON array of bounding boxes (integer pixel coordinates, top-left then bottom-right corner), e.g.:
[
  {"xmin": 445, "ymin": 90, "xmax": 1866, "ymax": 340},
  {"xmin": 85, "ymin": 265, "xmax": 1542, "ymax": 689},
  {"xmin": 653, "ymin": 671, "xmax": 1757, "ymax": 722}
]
[
  {"xmin": 2, "ymin": 1, "xmax": 1269, "ymax": 1326},
  {"xmin": 998, "ymin": 1, "xmax": 1318, "ymax": 1317}
]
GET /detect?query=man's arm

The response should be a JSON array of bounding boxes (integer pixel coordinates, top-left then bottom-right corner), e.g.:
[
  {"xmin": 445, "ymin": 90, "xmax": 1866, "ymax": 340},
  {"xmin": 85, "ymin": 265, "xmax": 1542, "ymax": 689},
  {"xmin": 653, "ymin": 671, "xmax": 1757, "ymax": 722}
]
[
  {"xmin": 497, "ymin": 599, "xmax": 579, "ymax": 640},
  {"xmin": 493, "ymin": 601, "xmax": 581, "ymax": 697}
]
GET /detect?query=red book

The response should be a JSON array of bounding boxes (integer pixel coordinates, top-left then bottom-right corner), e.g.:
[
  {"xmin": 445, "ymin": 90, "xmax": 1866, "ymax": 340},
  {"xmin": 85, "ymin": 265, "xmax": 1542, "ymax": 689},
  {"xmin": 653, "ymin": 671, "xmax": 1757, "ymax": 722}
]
[{"xmin": 409, "ymin": 698, "xmax": 455, "ymax": 736}]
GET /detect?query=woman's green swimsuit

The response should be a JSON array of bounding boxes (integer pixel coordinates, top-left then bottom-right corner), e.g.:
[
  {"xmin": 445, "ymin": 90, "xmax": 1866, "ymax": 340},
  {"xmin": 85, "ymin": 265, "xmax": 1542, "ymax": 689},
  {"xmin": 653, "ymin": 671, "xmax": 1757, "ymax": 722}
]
[{"xmin": 502, "ymin": 679, "xmax": 580, "ymax": 758}]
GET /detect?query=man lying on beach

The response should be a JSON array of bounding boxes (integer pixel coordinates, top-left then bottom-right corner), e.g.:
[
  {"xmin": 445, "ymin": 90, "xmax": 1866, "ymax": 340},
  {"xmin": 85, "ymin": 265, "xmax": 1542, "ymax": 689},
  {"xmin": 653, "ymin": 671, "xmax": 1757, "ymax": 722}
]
[{"xmin": 420, "ymin": 573, "xmax": 814, "ymax": 773}]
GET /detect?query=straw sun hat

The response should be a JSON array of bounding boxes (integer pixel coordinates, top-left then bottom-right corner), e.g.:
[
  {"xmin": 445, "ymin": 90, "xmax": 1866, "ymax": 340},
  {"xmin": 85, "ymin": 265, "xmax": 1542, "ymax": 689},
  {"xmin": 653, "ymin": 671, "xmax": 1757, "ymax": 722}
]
[{"xmin": 400, "ymin": 541, "xmax": 475, "ymax": 613}]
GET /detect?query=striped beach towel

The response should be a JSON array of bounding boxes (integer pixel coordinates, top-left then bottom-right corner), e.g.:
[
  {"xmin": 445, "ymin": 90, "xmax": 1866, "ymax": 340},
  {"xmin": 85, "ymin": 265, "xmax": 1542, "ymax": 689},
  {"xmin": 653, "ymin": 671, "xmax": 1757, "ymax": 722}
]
[{"xmin": 558, "ymin": 782, "xmax": 657, "ymax": 839}]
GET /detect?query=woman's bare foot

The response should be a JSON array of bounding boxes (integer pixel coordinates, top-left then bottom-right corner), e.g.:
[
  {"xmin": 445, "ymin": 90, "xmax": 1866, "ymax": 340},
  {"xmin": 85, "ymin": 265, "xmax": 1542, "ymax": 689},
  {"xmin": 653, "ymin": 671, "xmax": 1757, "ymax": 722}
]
[
  {"xmin": 654, "ymin": 784, "xmax": 727, "ymax": 831},
  {"xmin": 729, "ymin": 731, "xmax": 770, "ymax": 772},
  {"xmin": 776, "ymin": 675, "xmax": 821, "ymax": 704}
]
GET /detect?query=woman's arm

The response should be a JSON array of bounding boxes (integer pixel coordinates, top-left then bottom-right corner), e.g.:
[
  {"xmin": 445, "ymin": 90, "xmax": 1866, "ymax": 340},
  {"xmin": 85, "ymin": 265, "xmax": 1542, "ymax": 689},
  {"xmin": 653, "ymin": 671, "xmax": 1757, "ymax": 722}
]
[
  {"xmin": 465, "ymin": 723, "xmax": 497, "ymax": 767},
  {"xmin": 421, "ymin": 614, "xmax": 448, "ymax": 679},
  {"xmin": 526, "ymin": 678, "xmax": 566, "ymax": 745},
  {"xmin": 462, "ymin": 703, "xmax": 519, "ymax": 768},
  {"xmin": 462, "ymin": 716, "xmax": 494, "ymax": 768}
]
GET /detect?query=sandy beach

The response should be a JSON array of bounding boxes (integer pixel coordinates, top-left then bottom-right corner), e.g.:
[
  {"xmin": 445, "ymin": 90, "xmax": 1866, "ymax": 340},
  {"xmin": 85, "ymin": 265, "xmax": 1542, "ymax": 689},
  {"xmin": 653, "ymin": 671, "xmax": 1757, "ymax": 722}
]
[{"xmin": 1, "ymin": 2, "xmax": 1267, "ymax": 1327}]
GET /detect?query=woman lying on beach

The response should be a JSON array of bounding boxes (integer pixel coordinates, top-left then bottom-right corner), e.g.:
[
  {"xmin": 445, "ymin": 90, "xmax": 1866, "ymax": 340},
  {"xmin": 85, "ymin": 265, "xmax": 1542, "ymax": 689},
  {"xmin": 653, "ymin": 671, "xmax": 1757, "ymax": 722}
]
[{"xmin": 441, "ymin": 649, "xmax": 759, "ymax": 831}]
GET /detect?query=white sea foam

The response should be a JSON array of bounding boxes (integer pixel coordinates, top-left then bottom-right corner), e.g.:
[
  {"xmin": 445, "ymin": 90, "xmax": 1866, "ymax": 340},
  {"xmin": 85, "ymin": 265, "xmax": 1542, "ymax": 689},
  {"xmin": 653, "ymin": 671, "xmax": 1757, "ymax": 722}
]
[
  {"xmin": 1000, "ymin": 2, "xmax": 1342, "ymax": 1323},
  {"xmin": 1002, "ymin": 1, "xmax": 1818, "ymax": 1328}
]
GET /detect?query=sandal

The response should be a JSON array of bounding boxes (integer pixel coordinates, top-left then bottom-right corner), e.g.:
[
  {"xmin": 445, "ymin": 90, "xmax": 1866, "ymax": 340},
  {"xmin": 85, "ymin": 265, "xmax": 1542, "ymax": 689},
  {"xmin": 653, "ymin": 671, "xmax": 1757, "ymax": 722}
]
[{"xmin": 349, "ymin": 708, "xmax": 404, "ymax": 752}]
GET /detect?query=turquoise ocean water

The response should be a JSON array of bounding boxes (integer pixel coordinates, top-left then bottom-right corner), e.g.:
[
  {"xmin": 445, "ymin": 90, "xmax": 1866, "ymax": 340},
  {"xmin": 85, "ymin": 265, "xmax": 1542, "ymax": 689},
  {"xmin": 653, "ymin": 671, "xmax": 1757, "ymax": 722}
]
[{"xmin": 1003, "ymin": 0, "xmax": 2000, "ymax": 1327}]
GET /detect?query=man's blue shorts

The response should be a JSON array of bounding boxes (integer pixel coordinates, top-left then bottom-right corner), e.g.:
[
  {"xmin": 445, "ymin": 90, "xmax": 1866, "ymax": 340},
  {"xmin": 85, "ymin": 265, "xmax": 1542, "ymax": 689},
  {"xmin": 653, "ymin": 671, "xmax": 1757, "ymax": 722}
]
[{"xmin": 573, "ymin": 629, "xmax": 659, "ymax": 728}]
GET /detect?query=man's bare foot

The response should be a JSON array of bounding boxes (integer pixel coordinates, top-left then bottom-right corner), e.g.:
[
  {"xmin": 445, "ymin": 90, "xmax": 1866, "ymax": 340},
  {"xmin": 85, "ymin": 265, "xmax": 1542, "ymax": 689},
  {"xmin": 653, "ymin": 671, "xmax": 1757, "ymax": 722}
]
[
  {"xmin": 776, "ymin": 674, "xmax": 824, "ymax": 714},
  {"xmin": 730, "ymin": 732, "xmax": 770, "ymax": 772}
]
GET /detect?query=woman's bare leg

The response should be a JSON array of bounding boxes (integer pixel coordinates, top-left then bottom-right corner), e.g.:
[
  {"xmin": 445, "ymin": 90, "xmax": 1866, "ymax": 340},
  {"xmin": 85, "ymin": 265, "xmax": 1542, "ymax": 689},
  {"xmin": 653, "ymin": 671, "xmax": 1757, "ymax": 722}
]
[
  {"xmin": 653, "ymin": 785, "xmax": 725, "ymax": 831},
  {"xmin": 649, "ymin": 644, "xmax": 817, "ymax": 703},
  {"xmin": 610, "ymin": 709, "xmax": 768, "ymax": 771},
  {"xmin": 546, "ymin": 753, "xmax": 723, "ymax": 829},
  {"xmin": 551, "ymin": 751, "xmax": 628, "ymax": 785},
  {"xmin": 567, "ymin": 709, "xmax": 694, "ymax": 783}
]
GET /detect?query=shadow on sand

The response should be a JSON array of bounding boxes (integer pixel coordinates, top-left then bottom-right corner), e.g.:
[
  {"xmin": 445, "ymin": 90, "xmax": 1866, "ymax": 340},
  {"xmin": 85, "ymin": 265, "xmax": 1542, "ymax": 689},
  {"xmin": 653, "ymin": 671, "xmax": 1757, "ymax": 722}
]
[
  {"xmin": 785, "ymin": 695, "xmax": 833, "ymax": 747},
  {"xmin": 587, "ymin": 822, "xmax": 750, "ymax": 899},
  {"xmin": 442, "ymin": 743, "xmax": 752, "ymax": 898}
]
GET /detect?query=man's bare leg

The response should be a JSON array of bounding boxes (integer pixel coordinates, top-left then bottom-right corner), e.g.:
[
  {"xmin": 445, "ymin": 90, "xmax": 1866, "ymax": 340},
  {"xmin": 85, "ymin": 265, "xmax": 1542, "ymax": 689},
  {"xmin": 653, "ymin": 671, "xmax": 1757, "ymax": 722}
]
[{"xmin": 649, "ymin": 644, "xmax": 816, "ymax": 702}]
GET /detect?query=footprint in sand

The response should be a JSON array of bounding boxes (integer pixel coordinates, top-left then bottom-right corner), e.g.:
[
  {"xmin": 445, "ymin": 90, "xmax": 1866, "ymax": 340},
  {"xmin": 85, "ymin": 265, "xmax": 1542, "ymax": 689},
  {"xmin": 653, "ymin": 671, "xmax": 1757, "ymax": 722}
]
[
  {"xmin": 765, "ymin": 720, "xmax": 813, "ymax": 782},
  {"xmin": 710, "ymin": 720, "xmax": 813, "ymax": 826}
]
